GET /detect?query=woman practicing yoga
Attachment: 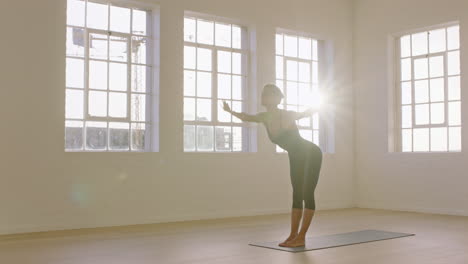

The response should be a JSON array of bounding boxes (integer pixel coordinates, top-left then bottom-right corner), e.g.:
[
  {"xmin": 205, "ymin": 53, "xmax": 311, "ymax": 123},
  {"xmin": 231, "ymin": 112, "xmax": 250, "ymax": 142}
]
[{"xmin": 223, "ymin": 83, "xmax": 323, "ymax": 248}]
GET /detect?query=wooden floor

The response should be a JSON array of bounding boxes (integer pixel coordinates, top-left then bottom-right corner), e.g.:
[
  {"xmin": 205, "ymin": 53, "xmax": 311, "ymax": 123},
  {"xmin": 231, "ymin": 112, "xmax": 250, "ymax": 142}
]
[{"xmin": 1, "ymin": 208, "xmax": 467, "ymax": 264}]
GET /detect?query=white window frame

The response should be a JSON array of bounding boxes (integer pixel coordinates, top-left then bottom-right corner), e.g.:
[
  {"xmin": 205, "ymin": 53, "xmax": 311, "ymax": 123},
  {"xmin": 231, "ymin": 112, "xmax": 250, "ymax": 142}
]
[
  {"xmin": 183, "ymin": 12, "xmax": 251, "ymax": 152},
  {"xmin": 65, "ymin": 0, "xmax": 159, "ymax": 152},
  {"xmin": 395, "ymin": 22, "xmax": 461, "ymax": 153}
]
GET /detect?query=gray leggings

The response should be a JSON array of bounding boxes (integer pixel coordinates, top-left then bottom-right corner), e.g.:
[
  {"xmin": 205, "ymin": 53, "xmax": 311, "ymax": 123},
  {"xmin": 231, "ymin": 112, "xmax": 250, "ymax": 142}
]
[{"xmin": 288, "ymin": 144, "xmax": 322, "ymax": 210}]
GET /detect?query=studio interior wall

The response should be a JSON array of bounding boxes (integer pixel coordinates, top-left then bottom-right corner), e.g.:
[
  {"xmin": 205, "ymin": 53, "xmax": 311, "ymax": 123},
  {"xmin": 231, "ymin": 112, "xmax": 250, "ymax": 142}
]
[
  {"xmin": 354, "ymin": 0, "xmax": 468, "ymax": 216},
  {"xmin": 0, "ymin": 0, "xmax": 354, "ymax": 235}
]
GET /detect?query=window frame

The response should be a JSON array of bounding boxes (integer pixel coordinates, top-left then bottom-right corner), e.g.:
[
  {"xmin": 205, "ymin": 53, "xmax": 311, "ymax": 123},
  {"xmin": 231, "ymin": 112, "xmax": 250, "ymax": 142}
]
[
  {"xmin": 183, "ymin": 12, "xmax": 251, "ymax": 153},
  {"xmin": 65, "ymin": 0, "xmax": 159, "ymax": 152},
  {"xmin": 395, "ymin": 22, "xmax": 461, "ymax": 153}
]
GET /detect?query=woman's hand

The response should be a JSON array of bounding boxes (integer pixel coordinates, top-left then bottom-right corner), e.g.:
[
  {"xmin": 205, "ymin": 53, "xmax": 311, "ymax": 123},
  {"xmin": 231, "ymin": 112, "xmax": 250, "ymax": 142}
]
[{"xmin": 222, "ymin": 101, "xmax": 232, "ymax": 113}]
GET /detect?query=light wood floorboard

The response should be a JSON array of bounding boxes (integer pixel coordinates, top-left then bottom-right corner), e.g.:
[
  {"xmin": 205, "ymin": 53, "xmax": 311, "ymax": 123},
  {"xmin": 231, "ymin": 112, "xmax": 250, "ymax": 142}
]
[{"xmin": 1, "ymin": 208, "xmax": 468, "ymax": 264}]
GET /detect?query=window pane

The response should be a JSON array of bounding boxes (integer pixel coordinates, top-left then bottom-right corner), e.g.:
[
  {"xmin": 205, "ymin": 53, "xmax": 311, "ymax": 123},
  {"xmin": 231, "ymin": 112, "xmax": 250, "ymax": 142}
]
[
  {"xmin": 233, "ymin": 127, "xmax": 242, "ymax": 151},
  {"xmin": 197, "ymin": 19, "xmax": 214, "ymax": 45},
  {"xmin": 109, "ymin": 63, "xmax": 127, "ymax": 91},
  {"xmin": 298, "ymin": 83, "xmax": 312, "ymax": 106},
  {"xmin": 131, "ymin": 65, "xmax": 148, "ymax": 93},
  {"xmin": 312, "ymin": 40, "xmax": 318, "ymax": 61},
  {"xmin": 449, "ymin": 127, "xmax": 461, "ymax": 151},
  {"xmin": 286, "ymin": 82, "xmax": 298, "ymax": 105},
  {"xmin": 87, "ymin": 1, "xmax": 109, "ymax": 30},
  {"xmin": 412, "ymin": 32, "xmax": 428, "ymax": 56},
  {"xmin": 86, "ymin": 121, "xmax": 107, "ymax": 150},
  {"xmin": 430, "ymin": 103, "xmax": 444, "ymax": 124},
  {"xmin": 313, "ymin": 130, "xmax": 319, "ymax": 145},
  {"xmin": 429, "ymin": 78, "xmax": 444, "ymax": 102},
  {"xmin": 232, "ymin": 26, "xmax": 241, "ymax": 49},
  {"xmin": 217, "ymin": 100, "xmax": 231, "ymax": 122},
  {"xmin": 184, "ymin": 70, "xmax": 196, "ymax": 96},
  {"xmin": 197, "ymin": 126, "xmax": 214, "ymax": 151},
  {"xmin": 448, "ymin": 76, "xmax": 460, "ymax": 100},
  {"xmin": 89, "ymin": 33, "xmax": 108, "ymax": 60},
  {"xmin": 415, "ymin": 104, "xmax": 429, "ymax": 125},
  {"xmin": 109, "ymin": 92, "xmax": 127, "ymax": 118},
  {"xmin": 132, "ymin": 9, "xmax": 148, "ymax": 35},
  {"xmin": 401, "ymin": 81, "xmax": 412, "ymax": 104},
  {"xmin": 66, "ymin": 58, "xmax": 84, "ymax": 88},
  {"xmin": 401, "ymin": 58, "xmax": 411, "ymax": 81},
  {"xmin": 402, "ymin": 129, "xmax": 412, "ymax": 152},
  {"xmin": 110, "ymin": 6, "xmax": 130, "ymax": 33},
  {"xmin": 65, "ymin": 121, "xmax": 83, "ymax": 150},
  {"xmin": 298, "ymin": 37, "xmax": 312, "ymax": 60},
  {"xmin": 232, "ymin": 52, "xmax": 241, "ymax": 75},
  {"xmin": 131, "ymin": 94, "xmax": 146, "ymax": 121},
  {"xmin": 299, "ymin": 129, "xmax": 313, "ymax": 142},
  {"xmin": 184, "ymin": 125, "xmax": 196, "ymax": 151},
  {"xmin": 312, "ymin": 62, "xmax": 318, "ymax": 83},
  {"xmin": 131, "ymin": 123, "xmax": 146, "ymax": 150},
  {"xmin": 414, "ymin": 58, "xmax": 428, "ymax": 79},
  {"xmin": 66, "ymin": 28, "xmax": 85, "ymax": 57},
  {"xmin": 400, "ymin": 35, "xmax": 411, "ymax": 57},
  {"xmin": 299, "ymin": 115, "xmax": 311, "ymax": 127},
  {"xmin": 132, "ymin": 37, "xmax": 147, "ymax": 64},
  {"xmin": 429, "ymin": 56, "xmax": 443, "ymax": 78},
  {"xmin": 67, "ymin": 0, "xmax": 85, "ymax": 27},
  {"xmin": 66, "ymin": 89, "xmax": 84, "ymax": 119},
  {"xmin": 448, "ymin": 101, "xmax": 461, "ymax": 126},
  {"xmin": 215, "ymin": 126, "xmax": 232, "ymax": 151},
  {"xmin": 414, "ymin": 80, "xmax": 429, "ymax": 103},
  {"xmin": 89, "ymin": 91, "xmax": 107, "ymax": 117},
  {"xmin": 218, "ymin": 74, "xmax": 231, "ymax": 99},
  {"xmin": 286, "ymin": 60, "xmax": 298, "ymax": 81},
  {"xmin": 217, "ymin": 51, "xmax": 231, "ymax": 73},
  {"xmin": 447, "ymin": 26, "xmax": 460, "ymax": 50},
  {"xmin": 430, "ymin": 127, "xmax": 447, "ymax": 151},
  {"xmin": 184, "ymin": 46, "xmax": 196, "ymax": 69},
  {"xmin": 276, "ymin": 34, "xmax": 283, "ymax": 55},
  {"xmin": 197, "ymin": 48, "xmax": 212, "ymax": 71},
  {"xmin": 89, "ymin": 60, "xmax": 107, "ymax": 90},
  {"xmin": 299, "ymin": 62, "xmax": 311, "ymax": 83},
  {"xmin": 401, "ymin": 105, "xmax": 412, "ymax": 128},
  {"xmin": 429, "ymin": 29, "xmax": 446, "ymax": 53},
  {"xmin": 184, "ymin": 18, "xmax": 196, "ymax": 42},
  {"xmin": 215, "ymin": 23, "xmax": 231, "ymax": 47},
  {"xmin": 197, "ymin": 99, "xmax": 211, "ymax": 121},
  {"xmin": 447, "ymin": 51, "xmax": 460, "ymax": 75},
  {"xmin": 184, "ymin": 97, "xmax": 195, "ymax": 121},
  {"xmin": 413, "ymin": 128, "xmax": 429, "ymax": 152},
  {"xmin": 109, "ymin": 122, "xmax": 129, "ymax": 150},
  {"xmin": 276, "ymin": 56, "xmax": 284, "ymax": 79},
  {"xmin": 284, "ymin": 35, "xmax": 298, "ymax": 57},
  {"xmin": 232, "ymin": 75, "xmax": 242, "ymax": 100},
  {"xmin": 313, "ymin": 113, "xmax": 319, "ymax": 129},
  {"xmin": 197, "ymin": 72, "xmax": 211, "ymax": 97}
]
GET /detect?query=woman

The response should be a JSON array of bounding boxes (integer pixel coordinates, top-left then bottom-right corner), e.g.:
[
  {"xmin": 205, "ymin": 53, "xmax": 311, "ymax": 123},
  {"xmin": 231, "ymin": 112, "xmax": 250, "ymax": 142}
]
[{"xmin": 222, "ymin": 84, "xmax": 323, "ymax": 248}]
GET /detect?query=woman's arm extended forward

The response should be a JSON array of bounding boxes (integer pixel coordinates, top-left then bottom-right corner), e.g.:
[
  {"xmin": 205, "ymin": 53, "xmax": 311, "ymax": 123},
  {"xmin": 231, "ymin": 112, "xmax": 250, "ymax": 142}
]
[{"xmin": 222, "ymin": 101, "xmax": 263, "ymax": 123}]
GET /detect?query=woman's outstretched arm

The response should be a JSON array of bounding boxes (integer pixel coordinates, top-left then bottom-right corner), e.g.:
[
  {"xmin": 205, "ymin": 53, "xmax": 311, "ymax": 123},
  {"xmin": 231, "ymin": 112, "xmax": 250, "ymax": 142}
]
[
  {"xmin": 292, "ymin": 107, "xmax": 319, "ymax": 120},
  {"xmin": 222, "ymin": 101, "xmax": 263, "ymax": 123}
]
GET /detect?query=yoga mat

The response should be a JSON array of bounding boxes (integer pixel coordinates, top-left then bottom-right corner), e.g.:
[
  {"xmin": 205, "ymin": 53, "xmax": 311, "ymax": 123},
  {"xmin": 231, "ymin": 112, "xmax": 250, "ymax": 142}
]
[{"xmin": 248, "ymin": 229, "xmax": 415, "ymax": 252}]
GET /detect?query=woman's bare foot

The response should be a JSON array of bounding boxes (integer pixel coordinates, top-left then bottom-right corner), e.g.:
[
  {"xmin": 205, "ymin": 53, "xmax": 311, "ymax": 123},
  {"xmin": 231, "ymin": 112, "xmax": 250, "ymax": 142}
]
[
  {"xmin": 281, "ymin": 235, "xmax": 306, "ymax": 247},
  {"xmin": 278, "ymin": 233, "xmax": 298, "ymax": 247}
]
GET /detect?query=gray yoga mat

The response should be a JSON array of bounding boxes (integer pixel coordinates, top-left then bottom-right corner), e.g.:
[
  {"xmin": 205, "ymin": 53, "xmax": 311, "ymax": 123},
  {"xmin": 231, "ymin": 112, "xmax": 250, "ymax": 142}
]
[{"xmin": 249, "ymin": 229, "xmax": 415, "ymax": 252}]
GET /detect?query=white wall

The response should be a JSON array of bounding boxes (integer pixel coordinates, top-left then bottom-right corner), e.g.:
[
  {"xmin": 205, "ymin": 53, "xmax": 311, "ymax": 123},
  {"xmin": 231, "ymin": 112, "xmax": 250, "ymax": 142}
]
[
  {"xmin": 354, "ymin": 0, "xmax": 468, "ymax": 216},
  {"xmin": 0, "ymin": 0, "xmax": 354, "ymax": 235}
]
